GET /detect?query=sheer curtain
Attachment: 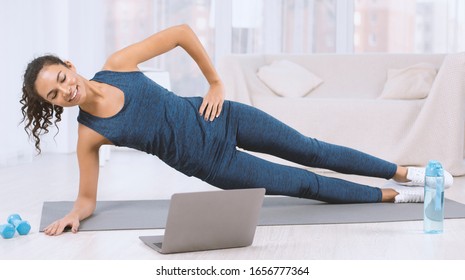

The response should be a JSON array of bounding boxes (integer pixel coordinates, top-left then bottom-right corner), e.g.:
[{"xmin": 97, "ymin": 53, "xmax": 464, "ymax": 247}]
[
  {"xmin": 353, "ymin": 0, "xmax": 465, "ymax": 53},
  {"xmin": 228, "ymin": 0, "xmax": 465, "ymax": 54},
  {"xmin": 229, "ymin": 0, "xmax": 338, "ymax": 54},
  {"xmin": 0, "ymin": 0, "xmax": 105, "ymax": 167}
]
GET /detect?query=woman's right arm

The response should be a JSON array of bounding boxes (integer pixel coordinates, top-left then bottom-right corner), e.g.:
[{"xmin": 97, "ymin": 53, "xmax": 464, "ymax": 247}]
[{"xmin": 43, "ymin": 124, "xmax": 106, "ymax": 236}]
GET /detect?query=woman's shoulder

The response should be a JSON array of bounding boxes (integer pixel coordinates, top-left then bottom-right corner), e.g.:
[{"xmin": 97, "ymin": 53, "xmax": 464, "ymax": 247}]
[
  {"xmin": 78, "ymin": 123, "xmax": 112, "ymax": 148},
  {"xmin": 90, "ymin": 68, "xmax": 143, "ymax": 85},
  {"xmin": 102, "ymin": 52, "xmax": 140, "ymax": 72}
]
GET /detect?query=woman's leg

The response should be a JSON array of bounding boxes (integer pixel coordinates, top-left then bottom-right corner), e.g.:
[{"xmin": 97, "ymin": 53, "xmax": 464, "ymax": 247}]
[
  {"xmin": 229, "ymin": 102, "xmax": 398, "ymax": 179},
  {"xmin": 206, "ymin": 102, "xmax": 418, "ymax": 203},
  {"xmin": 207, "ymin": 147, "xmax": 383, "ymax": 203}
]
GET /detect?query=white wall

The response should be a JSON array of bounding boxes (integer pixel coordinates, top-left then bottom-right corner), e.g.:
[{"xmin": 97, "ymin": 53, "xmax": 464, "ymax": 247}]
[{"xmin": 0, "ymin": 0, "xmax": 105, "ymax": 166}]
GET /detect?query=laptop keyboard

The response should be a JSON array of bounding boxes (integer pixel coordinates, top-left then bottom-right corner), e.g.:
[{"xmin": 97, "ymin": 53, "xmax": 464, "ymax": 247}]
[{"xmin": 153, "ymin": 242, "xmax": 163, "ymax": 249}]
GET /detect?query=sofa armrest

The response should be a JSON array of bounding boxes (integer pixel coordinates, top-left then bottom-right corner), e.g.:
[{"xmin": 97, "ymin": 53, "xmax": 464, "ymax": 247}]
[
  {"xmin": 402, "ymin": 52, "xmax": 465, "ymax": 175},
  {"xmin": 218, "ymin": 54, "xmax": 278, "ymax": 105},
  {"xmin": 218, "ymin": 55, "xmax": 254, "ymax": 105}
]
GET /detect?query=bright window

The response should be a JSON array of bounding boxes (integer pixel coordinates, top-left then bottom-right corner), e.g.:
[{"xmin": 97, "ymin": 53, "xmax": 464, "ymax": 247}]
[
  {"xmin": 230, "ymin": 0, "xmax": 337, "ymax": 53},
  {"xmin": 354, "ymin": 0, "xmax": 465, "ymax": 53},
  {"xmin": 103, "ymin": 0, "xmax": 465, "ymax": 96}
]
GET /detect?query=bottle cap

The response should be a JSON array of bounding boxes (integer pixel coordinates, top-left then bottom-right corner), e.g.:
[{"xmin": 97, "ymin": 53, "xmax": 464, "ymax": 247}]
[{"xmin": 425, "ymin": 160, "xmax": 444, "ymax": 177}]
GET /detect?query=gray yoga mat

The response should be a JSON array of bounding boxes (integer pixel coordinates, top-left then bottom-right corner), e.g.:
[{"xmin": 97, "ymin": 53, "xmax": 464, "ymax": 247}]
[{"xmin": 39, "ymin": 197, "xmax": 465, "ymax": 232}]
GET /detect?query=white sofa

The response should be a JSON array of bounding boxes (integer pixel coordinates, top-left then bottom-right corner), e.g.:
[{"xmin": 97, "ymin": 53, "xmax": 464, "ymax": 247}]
[{"xmin": 218, "ymin": 53, "xmax": 465, "ymax": 176}]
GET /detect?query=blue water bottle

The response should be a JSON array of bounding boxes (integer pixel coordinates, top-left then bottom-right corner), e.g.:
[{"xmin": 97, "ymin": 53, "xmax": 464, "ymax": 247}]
[{"xmin": 423, "ymin": 160, "xmax": 445, "ymax": 234}]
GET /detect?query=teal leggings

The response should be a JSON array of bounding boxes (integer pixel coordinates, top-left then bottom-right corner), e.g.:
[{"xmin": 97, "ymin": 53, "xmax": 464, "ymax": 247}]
[{"xmin": 202, "ymin": 101, "xmax": 397, "ymax": 203}]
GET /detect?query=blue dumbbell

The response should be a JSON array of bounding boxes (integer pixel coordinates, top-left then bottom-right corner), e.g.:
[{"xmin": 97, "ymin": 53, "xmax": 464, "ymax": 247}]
[
  {"xmin": 7, "ymin": 214, "xmax": 31, "ymax": 235},
  {"xmin": 0, "ymin": 223, "xmax": 15, "ymax": 239}
]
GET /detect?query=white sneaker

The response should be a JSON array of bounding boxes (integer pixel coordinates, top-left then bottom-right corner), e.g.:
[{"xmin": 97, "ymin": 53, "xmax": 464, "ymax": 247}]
[
  {"xmin": 394, "ymin": 186, "xmax": 424, "ymax": 203},
  {"xmin": 404, "ymin": 167, "xmax": 453, "ymax": 189}
]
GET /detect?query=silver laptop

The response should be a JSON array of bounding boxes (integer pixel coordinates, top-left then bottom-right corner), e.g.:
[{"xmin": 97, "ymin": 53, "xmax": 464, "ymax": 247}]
[{"xmin": 139, "ymin": 188, "xmax": 265, "ymax": 254}]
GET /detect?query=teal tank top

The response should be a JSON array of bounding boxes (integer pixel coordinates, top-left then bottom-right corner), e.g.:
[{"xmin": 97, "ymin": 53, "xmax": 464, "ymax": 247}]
[{"xmin": 77, "ymin": 70, "xmax": 232, "ymax": 178}]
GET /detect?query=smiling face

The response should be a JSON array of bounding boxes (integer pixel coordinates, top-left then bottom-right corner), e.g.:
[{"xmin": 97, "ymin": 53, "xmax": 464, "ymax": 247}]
[{"xmin": 34, "ymin": 62, "xmax": 86, "ymax": 107}]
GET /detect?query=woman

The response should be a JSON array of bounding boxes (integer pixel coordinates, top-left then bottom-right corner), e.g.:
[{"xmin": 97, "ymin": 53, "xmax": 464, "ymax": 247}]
[{"xmin": 21, "ymin": 24, "xmax": 452, "ymax": 236}]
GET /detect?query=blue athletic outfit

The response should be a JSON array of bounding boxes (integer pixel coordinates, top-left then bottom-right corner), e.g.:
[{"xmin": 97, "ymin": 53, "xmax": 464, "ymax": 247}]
[{"xmin": 77, "ymin": 71, "xmax": 397, "ymax": 203}]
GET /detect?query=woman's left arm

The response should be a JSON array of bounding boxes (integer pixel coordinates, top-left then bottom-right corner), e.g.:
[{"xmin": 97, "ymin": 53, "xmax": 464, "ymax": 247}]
[{"xmin": 104, "ymin": 24, "xmax": 224, "ymax": 121}]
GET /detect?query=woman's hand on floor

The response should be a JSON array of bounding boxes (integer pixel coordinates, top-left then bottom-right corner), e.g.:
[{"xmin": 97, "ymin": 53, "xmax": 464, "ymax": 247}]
[
  {"xmin": 199, "ymin": 81, "xmax": 225, "ymax": 121},
  {"xmin": 43, "ymin": 213, "xmax": 80, "ymax": 236}
]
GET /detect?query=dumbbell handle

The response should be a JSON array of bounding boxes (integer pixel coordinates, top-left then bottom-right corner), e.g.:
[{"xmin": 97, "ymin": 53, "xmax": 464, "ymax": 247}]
[{"xmin": 7, "ymin": 214, "xmax": 31, "ymax": 235}]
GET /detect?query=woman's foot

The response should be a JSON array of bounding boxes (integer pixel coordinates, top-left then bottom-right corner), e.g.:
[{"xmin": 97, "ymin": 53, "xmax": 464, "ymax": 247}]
[
  {"xmin": 381, "ymin": 186, "xmax": 424, "ymax": 203},
  {"xmin": 393, "ymin": 166, "xmax": 453, "ymax": 189},
  {"xmin": 393, "ymin": 187, "xmax": 424, "ymax": 203}
]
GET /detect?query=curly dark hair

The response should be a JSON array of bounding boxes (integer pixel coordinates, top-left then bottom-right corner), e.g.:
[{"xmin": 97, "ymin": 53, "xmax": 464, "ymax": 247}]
[{"xmin": 20, "ymin": 55, "xmax": 67, "ymax": 154}]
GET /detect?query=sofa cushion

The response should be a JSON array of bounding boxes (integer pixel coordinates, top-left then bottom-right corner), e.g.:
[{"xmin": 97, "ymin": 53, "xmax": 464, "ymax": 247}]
[
  {"xmin": 257, "ymin": 60, "xmax": 323, "ymax": 98},
  {"xmin": 380, "ymin": 63, "xmax": 437, "ymax": 99}
]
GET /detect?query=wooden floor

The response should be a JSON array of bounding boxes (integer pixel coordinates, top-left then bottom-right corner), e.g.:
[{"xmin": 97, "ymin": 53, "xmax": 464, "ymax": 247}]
[{"xmin": 1, "ymin": 150, "xmax": 465, "ymax": 260}]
